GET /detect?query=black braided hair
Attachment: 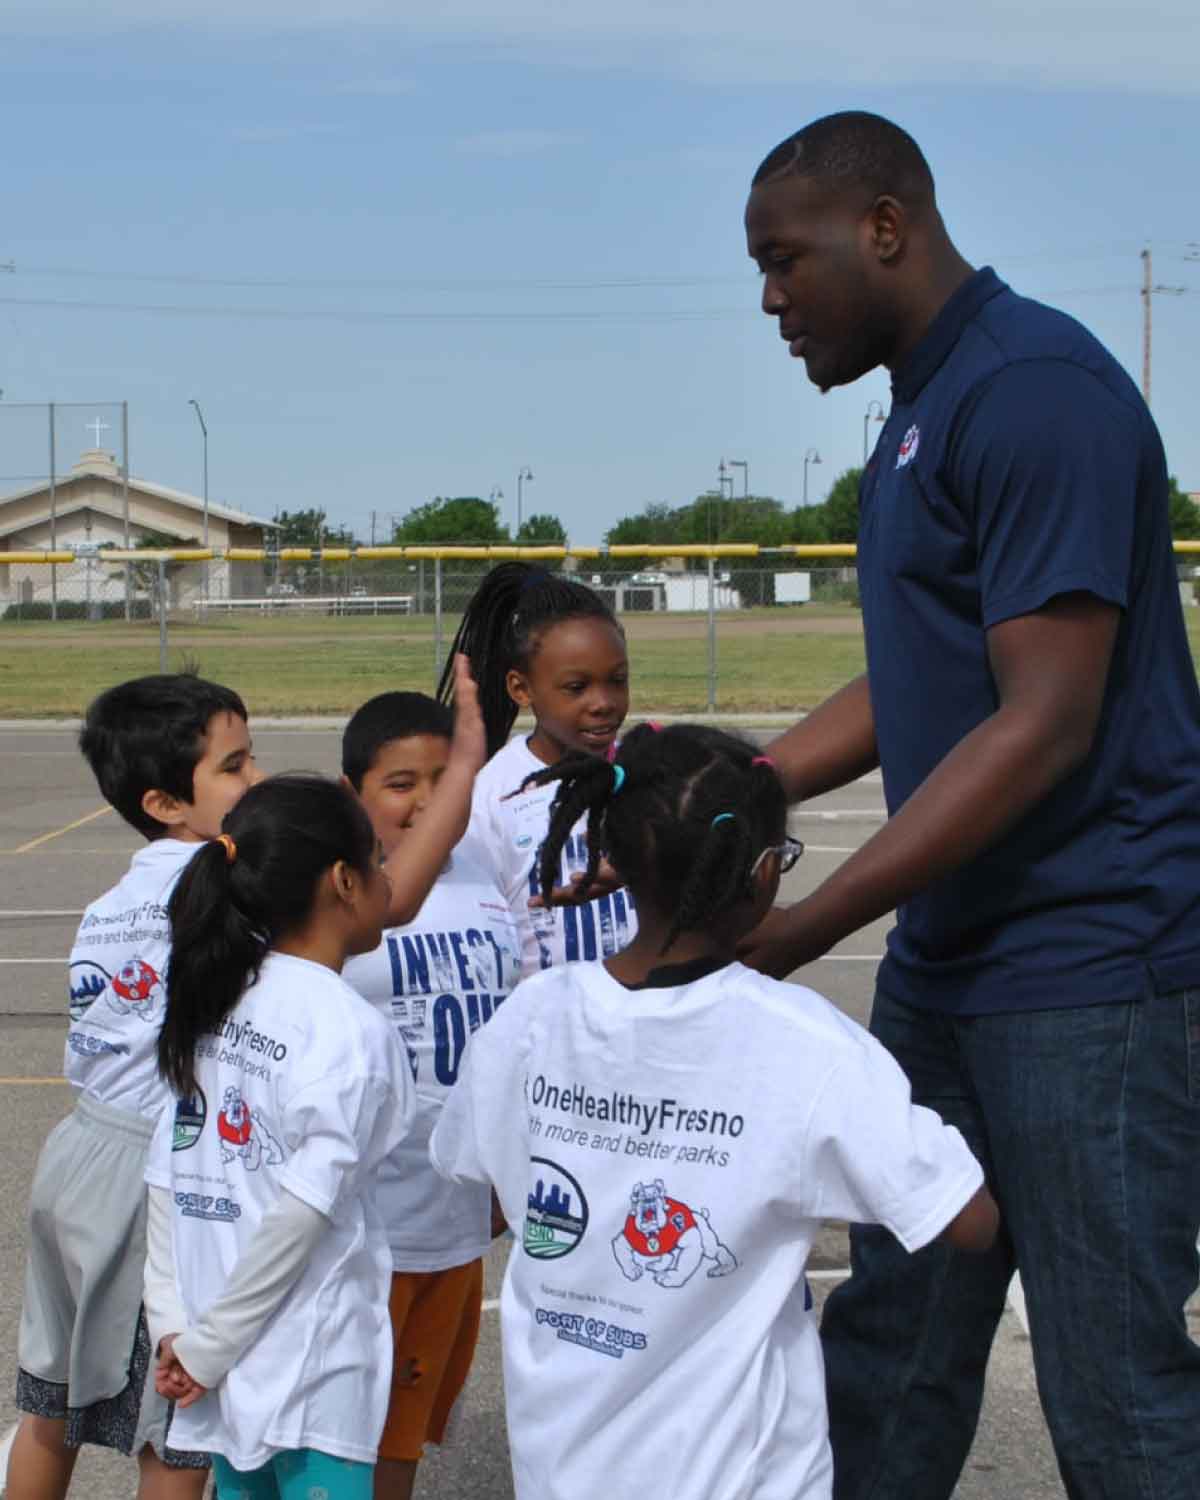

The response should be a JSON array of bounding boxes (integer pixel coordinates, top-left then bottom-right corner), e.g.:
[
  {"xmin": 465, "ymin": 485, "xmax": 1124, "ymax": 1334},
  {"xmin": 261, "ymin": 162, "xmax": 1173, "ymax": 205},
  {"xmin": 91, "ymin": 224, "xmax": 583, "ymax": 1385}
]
[
  {"xmin": 435, "ymin": 562, "xmax": 622, "ymax": 758},
  {"xmin": 521, "ymin": 723, "xmax": 788, "ymax": 952}
]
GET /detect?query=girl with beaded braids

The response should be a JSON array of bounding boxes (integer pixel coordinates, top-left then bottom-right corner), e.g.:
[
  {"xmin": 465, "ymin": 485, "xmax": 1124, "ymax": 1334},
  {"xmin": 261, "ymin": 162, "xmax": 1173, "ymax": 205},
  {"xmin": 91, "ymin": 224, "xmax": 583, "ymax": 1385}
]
[
  {"xmin": 430, "ymin": 722, "xmax": 999, "ymax": 1500},
  {"xmin": 440, "ymin": 562, "xmax": 637, "ymax": 978}
]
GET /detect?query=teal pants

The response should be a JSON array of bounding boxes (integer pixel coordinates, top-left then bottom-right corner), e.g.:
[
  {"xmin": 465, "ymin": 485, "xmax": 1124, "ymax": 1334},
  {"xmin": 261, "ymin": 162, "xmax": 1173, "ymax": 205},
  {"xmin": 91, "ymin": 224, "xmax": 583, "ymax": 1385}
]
[{"xmin": 212, "ymin": 1448, "xmax": 373, "ymax": 1500}]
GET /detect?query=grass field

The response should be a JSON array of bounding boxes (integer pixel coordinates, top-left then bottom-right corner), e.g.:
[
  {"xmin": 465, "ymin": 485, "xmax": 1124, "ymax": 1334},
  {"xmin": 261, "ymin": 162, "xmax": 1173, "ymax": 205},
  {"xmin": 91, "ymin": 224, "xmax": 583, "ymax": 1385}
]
[
  {"xmin": 0, "ymin": 607, "xmax": 871, "ymax": 717},
  {"xmin": 7, "ymin": 606, "xmax": 1200, "ymax": 718}
]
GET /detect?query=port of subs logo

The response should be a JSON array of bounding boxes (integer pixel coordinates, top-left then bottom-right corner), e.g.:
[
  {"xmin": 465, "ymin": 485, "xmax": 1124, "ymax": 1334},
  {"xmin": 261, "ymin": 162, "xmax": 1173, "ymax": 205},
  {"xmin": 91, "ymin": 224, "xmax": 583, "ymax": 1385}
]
[{"xmin": 524, "ymin": 1157, "xmax": 588, "ymax": 1259}]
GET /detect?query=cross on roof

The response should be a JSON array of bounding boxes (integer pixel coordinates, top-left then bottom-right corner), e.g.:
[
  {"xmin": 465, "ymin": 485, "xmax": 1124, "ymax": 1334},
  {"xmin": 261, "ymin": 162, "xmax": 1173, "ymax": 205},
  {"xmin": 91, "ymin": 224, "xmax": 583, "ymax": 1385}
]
[{"xmin": 86, "ymin": 417, "xmax": 109, "ymax": 446}]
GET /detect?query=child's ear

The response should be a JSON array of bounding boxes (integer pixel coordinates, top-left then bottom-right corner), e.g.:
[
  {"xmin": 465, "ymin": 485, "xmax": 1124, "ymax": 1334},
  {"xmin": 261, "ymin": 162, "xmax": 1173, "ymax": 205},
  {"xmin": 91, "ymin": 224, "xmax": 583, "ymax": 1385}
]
[
  {"xmin": 506, "ymin": 668, "xmax": 533, "ymax": 710},
  {"xmin": 141, "ymin": 788, "xmax": 187, "ymax": 832},
  {"xmin": 338, "ymin": 773, "xmax": 359, "ymax": 798},
  {"xmin": 748, "ymin": 852, "xmax": 781, "ymax": 920},
  {"xmin": 330, "ymin": 860, "xmax": 358, "ymax": 904}
]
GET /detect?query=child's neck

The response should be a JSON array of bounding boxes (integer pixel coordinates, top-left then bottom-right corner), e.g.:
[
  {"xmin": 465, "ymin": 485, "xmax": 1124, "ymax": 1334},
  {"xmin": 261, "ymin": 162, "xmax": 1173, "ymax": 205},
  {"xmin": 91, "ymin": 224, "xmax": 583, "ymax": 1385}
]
[
  {"xmin": 273, "ymin": 926, "xmax": 352, "ymax": 975},
  {"xmin": 604, "ymin": 914, "xmax": 736, "ymax": 989}
]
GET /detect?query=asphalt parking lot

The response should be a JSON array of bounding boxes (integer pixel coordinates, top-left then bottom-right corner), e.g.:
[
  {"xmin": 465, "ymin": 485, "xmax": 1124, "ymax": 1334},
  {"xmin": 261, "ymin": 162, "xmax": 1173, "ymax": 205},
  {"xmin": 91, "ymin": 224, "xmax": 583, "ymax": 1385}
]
[{"xmin": 0, "ymin": 720, "xmax": 1073, "ymax": 1497}]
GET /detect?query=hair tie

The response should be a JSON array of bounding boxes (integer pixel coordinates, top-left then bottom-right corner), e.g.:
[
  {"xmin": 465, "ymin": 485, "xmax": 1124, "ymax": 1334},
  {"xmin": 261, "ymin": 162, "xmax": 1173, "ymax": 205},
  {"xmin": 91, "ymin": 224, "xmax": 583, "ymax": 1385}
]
[
  {"xmin": 611, "ymin": 764, "xmax": 626, "ymax": 794},
  {"xmin": 710, "ymin": 812, "xmax": 735, "ymax": 828},
  {"xmin": 647, "ymin": 721, "xmax": 664, "ymax": 732},
  {"xmin": 216, "ymin": 833, "xmax": 237, "ymax": 864},
  {"xmin": 751, "ymin": 756, "xmax": 776, "ymax": 769}
]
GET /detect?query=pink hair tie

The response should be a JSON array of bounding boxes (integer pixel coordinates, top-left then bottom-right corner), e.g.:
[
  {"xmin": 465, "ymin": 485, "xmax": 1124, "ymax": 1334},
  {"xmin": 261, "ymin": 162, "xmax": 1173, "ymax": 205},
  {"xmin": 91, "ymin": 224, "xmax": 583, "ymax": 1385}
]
[
  {"xmin": 751, "ymin": 755, "xmax": 776, "ymax": 769},
  {"xmin": 647, "ymin": 721, "xmax": 664, "ymax": 732}
]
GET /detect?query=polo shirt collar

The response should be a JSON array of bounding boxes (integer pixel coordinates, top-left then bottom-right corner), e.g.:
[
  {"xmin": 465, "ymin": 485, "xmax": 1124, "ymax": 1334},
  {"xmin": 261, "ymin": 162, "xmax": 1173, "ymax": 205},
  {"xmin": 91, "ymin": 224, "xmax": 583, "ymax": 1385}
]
[{"xmin": 890, "ymin": 266, "xmax": 1007, "ymax": 403}]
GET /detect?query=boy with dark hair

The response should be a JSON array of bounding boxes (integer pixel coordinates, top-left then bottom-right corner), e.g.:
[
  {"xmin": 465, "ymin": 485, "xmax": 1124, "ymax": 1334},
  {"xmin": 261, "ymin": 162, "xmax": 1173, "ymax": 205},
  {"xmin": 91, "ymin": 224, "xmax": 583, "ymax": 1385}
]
[
  {"xmin": 340, "ymin": 690, "xmax": 518, "ymax": 1500},
  {"xmin": 11, "ymin": 673, "xmax": 261, "ymax": 1500}
]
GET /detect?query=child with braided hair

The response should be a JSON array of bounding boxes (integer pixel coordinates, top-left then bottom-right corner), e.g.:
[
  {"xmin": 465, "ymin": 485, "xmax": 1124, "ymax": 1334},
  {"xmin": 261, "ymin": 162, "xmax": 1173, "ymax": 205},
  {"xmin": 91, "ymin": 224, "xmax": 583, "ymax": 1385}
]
[
  {"xmin": 431, "ymin": 722, "xmax": 999, "ymax": 1500},
  {"xmin": 438, "ymin": 561, "xmax": 637, "ymax": 977}
]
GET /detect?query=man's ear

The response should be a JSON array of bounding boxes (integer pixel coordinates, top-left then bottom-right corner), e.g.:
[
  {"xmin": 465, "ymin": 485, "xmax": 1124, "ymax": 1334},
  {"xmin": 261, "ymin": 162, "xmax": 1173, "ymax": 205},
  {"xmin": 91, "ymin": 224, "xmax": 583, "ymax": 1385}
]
[
  {"xmin": 868, "ymin": 194, "xmax": 906, "ymax": 265},
  {"xmin": 506, "ymin": 668, "xmax": 533, "ymax": 711},
  {"xmin": 141, "ymin": 788, "xmax": 187, "ymax": 832}
]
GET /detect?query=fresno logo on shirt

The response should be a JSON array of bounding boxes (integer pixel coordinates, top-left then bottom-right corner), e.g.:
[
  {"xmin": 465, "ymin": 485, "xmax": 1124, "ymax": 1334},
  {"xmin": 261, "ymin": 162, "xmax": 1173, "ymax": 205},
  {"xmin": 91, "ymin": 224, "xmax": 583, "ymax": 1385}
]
[
  {"xmin": 107, "ymin": 959, "xmax": 164, "ymax": 1022},
  {"xmin": 173, "ymin": 1087, "xmax": 207, "ymax": 1151},
  {"xmin": 216, "ymin": 1087, "xmax": 284, "ymax": 1172},
  {"xmin": 524, "ymin": 1158, "xmax": 589, "ymax": 1259},
  {"xmin": 69, "ymin": 960, "xmax": 110, "ymax": 1021},
  {"xmin": 611, "ymin": 1179, "xmax": 737, "ymax": 1289},
  {"xmin": 895, "ymin": 425, "xmax": 920, "ymax": 469}
]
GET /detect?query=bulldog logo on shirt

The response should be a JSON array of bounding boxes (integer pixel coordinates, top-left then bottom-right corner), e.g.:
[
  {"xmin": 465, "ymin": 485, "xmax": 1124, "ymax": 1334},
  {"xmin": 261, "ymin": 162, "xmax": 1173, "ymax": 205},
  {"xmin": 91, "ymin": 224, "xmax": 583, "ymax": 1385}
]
[
  {"xmin": 896, "ymin": 424, "xmax": 920, "ymax": 469},
  {"xmin": 106, "ymin": 958, "xmax": 164, "ymax": 1022},
  {"xmin": 216, "ymin": 1086, "xmax": 284, "ymax": 1172},
  {"xmin": 612, "ymin": 1179, "xmax": 737, "ymax": 1289}
]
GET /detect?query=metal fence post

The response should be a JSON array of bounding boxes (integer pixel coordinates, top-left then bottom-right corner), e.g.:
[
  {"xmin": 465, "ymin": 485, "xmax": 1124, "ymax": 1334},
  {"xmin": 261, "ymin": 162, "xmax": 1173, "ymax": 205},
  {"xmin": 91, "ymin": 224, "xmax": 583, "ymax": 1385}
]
[
  {"xmin": 433, "ymin": 557, "xmax": 444, "ymax": 685},
  {"xmin": 707, "ymin": 555, "xmax": 717, "ymax": 712},
  {"xmin": 48, "ymin": 403, "xmax": 57, "ymax": 622},
  {"xmin": 157, "ymin": 559, "xmax": 168, "ymax": 671}
]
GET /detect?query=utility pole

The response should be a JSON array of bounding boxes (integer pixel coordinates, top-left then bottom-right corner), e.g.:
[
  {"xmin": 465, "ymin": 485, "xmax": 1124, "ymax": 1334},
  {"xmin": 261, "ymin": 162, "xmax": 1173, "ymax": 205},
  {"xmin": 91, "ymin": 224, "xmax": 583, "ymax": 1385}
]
[
  {"xmin": 1141, "ymin": 247, "xmax": 1187, "ymax": 408},
  {"xmin": 370, "ymin": 510, "xmax": 377, "ymax": 546}
]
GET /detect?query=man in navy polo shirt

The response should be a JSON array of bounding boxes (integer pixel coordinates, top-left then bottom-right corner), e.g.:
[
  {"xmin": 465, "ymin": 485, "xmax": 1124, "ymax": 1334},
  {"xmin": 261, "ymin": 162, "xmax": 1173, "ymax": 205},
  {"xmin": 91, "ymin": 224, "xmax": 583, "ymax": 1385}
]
[{"xmin": 744, "ymin": 112, "xmax": 1200, "ymax": 1499}]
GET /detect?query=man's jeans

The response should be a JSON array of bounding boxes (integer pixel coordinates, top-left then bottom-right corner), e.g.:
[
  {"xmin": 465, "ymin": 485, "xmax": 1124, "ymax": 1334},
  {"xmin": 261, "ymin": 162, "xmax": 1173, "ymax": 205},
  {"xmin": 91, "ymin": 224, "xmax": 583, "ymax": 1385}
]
[{"xmin": 821, "ymin": 986, "xmax": 1200, "ymax": 1500}]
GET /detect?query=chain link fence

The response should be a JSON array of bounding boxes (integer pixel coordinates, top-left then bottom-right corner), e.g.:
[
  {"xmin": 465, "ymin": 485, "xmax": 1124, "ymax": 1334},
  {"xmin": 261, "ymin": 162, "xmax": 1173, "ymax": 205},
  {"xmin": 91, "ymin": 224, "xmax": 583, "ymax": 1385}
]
[{"xmin": 4, "ymin": 545, "xmax": 1200, "ymax": 712}]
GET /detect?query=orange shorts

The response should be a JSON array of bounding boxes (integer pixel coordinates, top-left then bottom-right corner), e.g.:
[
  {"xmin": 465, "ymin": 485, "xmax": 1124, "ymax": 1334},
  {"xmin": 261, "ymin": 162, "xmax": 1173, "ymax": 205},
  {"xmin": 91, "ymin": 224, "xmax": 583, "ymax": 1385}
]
[{"xmin": 376, "ymin": 1259, "xmax": 485, "ymax": 1462}]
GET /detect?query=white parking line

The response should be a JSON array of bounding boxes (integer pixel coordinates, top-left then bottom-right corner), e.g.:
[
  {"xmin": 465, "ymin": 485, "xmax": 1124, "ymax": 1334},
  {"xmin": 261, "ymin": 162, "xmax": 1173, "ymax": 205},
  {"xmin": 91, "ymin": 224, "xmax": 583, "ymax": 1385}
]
[
  {"xmin": 0, "ymin": 910, "xmax": 83, "ymax": 918},
  {"xmin": 793, "ymin": 810, "xmax": 886, "ymax": 822}
]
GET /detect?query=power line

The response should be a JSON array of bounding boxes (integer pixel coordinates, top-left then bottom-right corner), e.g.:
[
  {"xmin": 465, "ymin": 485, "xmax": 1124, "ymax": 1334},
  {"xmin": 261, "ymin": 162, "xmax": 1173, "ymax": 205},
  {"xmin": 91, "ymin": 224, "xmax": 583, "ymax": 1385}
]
[
  {"xmin": 0, "ymin": 244, "xmax": 1193, "ymax": 296},
  {"xmin": 0, "ymin": 284, "xmax": 1172, "ymax": 328}
]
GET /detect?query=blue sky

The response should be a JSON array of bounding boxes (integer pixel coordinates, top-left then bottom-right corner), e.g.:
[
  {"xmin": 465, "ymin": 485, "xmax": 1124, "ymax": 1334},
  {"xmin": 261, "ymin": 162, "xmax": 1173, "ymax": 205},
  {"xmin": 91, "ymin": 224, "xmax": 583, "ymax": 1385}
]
[{"xmin": 0, "ymin": 0, "xmax": 1196, "ymax": 543}]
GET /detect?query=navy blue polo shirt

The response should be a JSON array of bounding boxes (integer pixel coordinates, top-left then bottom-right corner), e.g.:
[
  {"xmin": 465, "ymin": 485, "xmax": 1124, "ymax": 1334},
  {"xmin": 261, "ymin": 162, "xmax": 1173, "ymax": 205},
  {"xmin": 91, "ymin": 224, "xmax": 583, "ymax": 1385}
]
[{"xmin": 859, "ymin": 266, "xmax": 1200, "ymax": 1014}]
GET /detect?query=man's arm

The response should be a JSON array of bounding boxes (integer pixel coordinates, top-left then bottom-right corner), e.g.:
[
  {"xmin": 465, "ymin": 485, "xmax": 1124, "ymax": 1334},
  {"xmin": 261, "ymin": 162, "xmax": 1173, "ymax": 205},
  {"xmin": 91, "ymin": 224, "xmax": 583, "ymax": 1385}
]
[
  {"xmin": 740, "ymin": 593, "xmax": 1120, "ymax": 978},
  {"xmin": 765, "ymin": 673, "xmax": 878, "ymax": 802}
]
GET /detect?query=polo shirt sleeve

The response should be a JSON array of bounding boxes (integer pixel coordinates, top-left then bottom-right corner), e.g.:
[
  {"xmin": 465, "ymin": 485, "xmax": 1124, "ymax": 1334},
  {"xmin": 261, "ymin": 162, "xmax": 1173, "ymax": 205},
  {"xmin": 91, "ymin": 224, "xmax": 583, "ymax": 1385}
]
[{"xmin": 947, "ymin": 359, "xmax": 1140, "ymax": 628}]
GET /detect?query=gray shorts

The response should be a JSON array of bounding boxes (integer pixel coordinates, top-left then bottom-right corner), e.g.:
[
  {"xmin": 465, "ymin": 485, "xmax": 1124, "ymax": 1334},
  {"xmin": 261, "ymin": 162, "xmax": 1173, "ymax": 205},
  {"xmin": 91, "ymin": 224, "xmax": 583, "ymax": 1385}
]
[{"xmin": 16, "ymin": 1093, "xmax": 205, "ymax": 1464}]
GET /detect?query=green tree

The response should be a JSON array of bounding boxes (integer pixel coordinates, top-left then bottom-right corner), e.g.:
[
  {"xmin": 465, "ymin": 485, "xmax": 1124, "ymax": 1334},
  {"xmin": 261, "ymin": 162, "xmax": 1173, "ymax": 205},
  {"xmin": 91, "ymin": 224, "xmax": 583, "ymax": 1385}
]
[
  {"xmin": 392, "ymin": 496, "xmax": 510, "ymax": 545},
  {"xmin": 272, "ymin": 508, "xmax": 355, "ymax": 546},
  {"xmin": 516, "ymin": 513, "xmax": 568, "ymax": 545},
  {"xmin": 813, "ymin": 466, "xmax": 863, "ymax": 544},
  {"xmin": 1168, "ymin": 476, "xmax": 1200, "ymax": 540}
]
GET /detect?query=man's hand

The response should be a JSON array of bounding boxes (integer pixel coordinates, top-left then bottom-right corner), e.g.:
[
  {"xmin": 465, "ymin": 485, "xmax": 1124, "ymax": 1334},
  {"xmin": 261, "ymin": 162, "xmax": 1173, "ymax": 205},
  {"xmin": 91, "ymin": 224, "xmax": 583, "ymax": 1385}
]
[
  {"xmin": 736, "ymin": 903, "xmax": 833, "ymax": 980},
  {"xmin": 154, "ymin": 1334, "xmax": 208, "ymax": 1408},
  {"xmin": 529, "ymin": 857, "xmax": 623, "ymax": 910}
]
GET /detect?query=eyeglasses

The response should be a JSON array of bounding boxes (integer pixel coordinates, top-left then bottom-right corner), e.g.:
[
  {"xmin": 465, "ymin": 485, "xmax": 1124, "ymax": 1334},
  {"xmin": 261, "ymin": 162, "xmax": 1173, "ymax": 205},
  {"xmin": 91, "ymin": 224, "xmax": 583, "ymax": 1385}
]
[{"xmin": 750, "ymin": 835, "xmax": 805, "ymax": 878}]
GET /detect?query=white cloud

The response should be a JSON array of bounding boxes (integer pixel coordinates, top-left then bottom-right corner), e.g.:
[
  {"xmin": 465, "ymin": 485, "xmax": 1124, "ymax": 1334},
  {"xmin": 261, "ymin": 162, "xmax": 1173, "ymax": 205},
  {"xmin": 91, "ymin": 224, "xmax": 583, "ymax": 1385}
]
[
  {"xmin": 229, "ymin": 121, "xmax": 345, "ymax": 142},
  {"xmin": 329, "ymin": 75, "xmax": 419, "ymax": 96},
  {"xmin": 456, "ymin": 128, "xmax": 585, "ymax": 156},
  {"xmin": 9, "ymin": 0, "xmax": 1199, "ymax": 96}
]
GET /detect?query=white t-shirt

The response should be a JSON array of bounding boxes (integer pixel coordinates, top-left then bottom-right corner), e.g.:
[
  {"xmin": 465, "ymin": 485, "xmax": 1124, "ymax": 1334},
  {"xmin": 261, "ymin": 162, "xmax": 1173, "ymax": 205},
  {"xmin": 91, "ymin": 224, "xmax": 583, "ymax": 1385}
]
[
  {"xmin": 146, "ymin": 951, "xmax": 415, "ymax": 1470},
  {"xmin": 342, "ymin": 846, "xmax": 520, "ymax": 1272},
  {"xmin": 65, "ymin": 838, "xmax": 199, "ymax": 1116},
  {"xmin": 465, "ymin": 736, "xmax": 637, "ymax": 979},
  {"xmin": 431, "ymin": 960, "xmax": 984, "ymax": 1500}
]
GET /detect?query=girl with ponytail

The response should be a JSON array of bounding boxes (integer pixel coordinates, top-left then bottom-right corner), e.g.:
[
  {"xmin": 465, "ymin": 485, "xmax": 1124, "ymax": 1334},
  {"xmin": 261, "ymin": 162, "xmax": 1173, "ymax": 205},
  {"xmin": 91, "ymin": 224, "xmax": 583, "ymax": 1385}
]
[
  {"xmin": 145, "ymin": 775, "xmax": 415, "ymax": 1500},
  {"xmin": 439, "ymin": 561, "xmax": 637, "ymax": 977},
  {"xmin": 431, "ymin": 724, "xmax": 999, "ymax": 1500}
]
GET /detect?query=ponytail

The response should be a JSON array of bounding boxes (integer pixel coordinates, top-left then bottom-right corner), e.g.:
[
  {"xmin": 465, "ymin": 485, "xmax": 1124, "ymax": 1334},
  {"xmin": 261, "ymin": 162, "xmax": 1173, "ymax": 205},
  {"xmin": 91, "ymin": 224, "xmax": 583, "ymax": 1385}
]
[
  {"xmin": 435, "ymin": 562, "xmax": 619, "ymax": 758},
  {"xmin": 159, "ymin": 774, "xmax": 376, "ymax": 1096},
  {"xmin": 523, "ymin": 723, "xmax": 788, "ymax": 952}
]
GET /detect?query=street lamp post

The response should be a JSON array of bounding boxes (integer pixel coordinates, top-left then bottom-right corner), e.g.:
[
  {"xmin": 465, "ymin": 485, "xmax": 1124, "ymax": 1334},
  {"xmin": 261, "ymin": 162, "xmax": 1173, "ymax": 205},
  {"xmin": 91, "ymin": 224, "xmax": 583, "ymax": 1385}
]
[
  {"xmin": 727, "ymin": 458, "xmax": 749, "ymax": 498},
  {"xmin": 516, "ymin": 466, "xmax": 533, "ymax": 535},
  {"xmin": 803, "ymin": 448, "xmax": 822, "ymax": 506},
  {"xmin": 863, "ymin": 400, "xmax": 886, "ymax": 464},
  {"xmin": 188, "ymin": 399, "xmax": 209, "ymax": 599}
]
